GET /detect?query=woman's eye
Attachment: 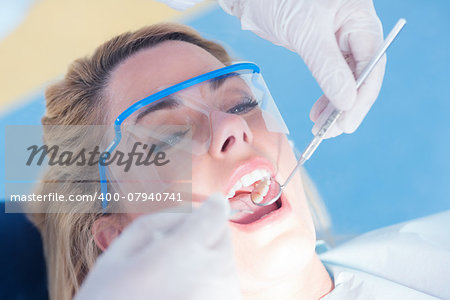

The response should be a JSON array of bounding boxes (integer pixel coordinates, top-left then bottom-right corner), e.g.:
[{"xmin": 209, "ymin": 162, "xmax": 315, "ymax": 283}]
[
  {"xmin": 226, "ymin": 97, "xmax": 259, "ymax": 115},
  {"xmin": 155, "ymin": 129, "xmax": 189, "ymax": 151}
]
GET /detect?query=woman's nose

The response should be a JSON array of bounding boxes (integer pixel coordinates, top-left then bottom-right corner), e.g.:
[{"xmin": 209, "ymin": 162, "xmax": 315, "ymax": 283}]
[{"xmin": 208, "ymin": 111, "xmax": 253, "ymax": 158}]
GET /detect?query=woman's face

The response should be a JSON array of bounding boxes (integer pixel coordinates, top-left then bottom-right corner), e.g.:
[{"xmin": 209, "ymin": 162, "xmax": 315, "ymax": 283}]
[{"xmin": 105, "ymin": 40, "xmax": 317, "ymax": 292}]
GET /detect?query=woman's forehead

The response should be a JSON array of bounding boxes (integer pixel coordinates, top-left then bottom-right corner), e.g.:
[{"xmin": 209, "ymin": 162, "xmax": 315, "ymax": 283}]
[{"xmin": 106, "ymin": 40, "xmax": 226, "ymax": 118}]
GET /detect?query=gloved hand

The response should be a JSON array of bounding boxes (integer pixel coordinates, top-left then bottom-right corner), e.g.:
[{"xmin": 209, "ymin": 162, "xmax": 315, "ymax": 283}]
[
  {"xmin": 74, "ymin": 194, "xmax": 242, "ymax": 300},
  {"xmin": 157, "ymin": 0, "xmax": 385, "ymax": 138},
  {"xmin": 218, "ymin": 0, "xmax": 386, "ymax": 138}
]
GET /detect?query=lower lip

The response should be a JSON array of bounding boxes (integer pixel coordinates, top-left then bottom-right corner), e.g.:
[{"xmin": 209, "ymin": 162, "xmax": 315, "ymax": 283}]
[{"xmin": 228, "ymin": 191, "xmax": 291, "ymax": 232}]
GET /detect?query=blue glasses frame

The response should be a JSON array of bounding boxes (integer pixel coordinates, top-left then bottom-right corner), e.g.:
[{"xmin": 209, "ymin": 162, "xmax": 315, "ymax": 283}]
[{"xmin": 98, "ymin": 62, "xmax": 261, "ymax": 209}]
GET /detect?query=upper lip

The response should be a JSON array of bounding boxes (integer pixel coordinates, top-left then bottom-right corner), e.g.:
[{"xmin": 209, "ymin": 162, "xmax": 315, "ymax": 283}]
[{"xmin": 224, "ymin": 157, "xmax": 275, "ymax": 198}]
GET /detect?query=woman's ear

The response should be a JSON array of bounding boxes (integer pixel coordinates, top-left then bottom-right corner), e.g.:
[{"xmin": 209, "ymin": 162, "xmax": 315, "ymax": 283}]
[{"xmin": 92, "ymin": 216, "xmax": 124, "ymax": 251}]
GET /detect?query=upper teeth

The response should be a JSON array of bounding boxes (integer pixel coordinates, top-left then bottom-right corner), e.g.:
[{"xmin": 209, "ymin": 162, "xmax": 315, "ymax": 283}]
[{"xmin": 227, "ymin": 169, "xmax": 271, "ymax": 199}]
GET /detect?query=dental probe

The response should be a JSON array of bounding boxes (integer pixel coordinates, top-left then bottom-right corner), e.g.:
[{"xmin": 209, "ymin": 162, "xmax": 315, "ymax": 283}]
[{"xmin": 251, "ymin": 18, "xmax": 407, "ymax": 207}]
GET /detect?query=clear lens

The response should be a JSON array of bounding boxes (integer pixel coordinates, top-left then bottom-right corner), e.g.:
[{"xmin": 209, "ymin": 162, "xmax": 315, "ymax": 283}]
[
  {"xmin": 102, "ymin": 67, "xmax": 288, "ymax": 213},
  {"xmin": 120, "ymin": 71, "xmax": 287, "ymax": 154}
]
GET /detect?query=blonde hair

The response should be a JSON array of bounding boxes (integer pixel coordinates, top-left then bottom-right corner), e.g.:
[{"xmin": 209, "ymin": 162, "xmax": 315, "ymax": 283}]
[
  {"xmin": 28, "ymin": 23, "xmax": 231, "ymax": 300},
  {"xmin": 27, "ymin": 22, "xmax": 331, "ymax": 300}
]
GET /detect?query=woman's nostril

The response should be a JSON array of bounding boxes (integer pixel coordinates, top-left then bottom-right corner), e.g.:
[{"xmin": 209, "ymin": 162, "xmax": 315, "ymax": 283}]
[
  {"xmin": 221, "ymin": 136, "xmax": 235, "ymax": 152},
  {"xmin": 243, "ymin": 132, "xmax": 249, "ymax": 143}
]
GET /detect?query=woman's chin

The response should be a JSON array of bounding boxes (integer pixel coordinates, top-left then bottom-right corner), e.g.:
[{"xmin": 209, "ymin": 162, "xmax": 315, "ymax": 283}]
[{"xmin": 232, "ymin": 228, "xmax": 316, "ymax": 289}]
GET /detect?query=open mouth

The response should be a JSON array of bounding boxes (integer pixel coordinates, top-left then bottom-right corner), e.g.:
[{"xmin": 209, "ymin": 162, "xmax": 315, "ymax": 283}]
[{"xmin": 228, "ymin": 175, "xmax": 283, "ymax": 225}]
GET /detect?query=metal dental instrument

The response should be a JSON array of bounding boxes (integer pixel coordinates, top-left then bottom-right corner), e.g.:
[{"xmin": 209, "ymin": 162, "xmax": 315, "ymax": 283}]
[{"xmin": 251, "ymin": 18, "xmax": 407, "ymax": 207}]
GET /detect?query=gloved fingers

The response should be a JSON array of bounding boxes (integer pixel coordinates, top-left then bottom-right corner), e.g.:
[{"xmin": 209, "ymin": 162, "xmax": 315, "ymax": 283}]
[
  {"xmin": 310, "ymin": 95, "xmax": 329, "ymax": 123},
  {"xmin": 324, "ymin": 123, "xmax": 344, "ymax": 139},
  {"xmin": 342, "ymin": 14, "xmax": 384, "ymax": 75},
  {"xmin": 135, "ymin": 194, "xmax": 233, "ymax": 272},
  {"xmin": 302, "ymin": 25, "xmax": 357, "ymax": 112},
  {"xmin": 166, "ymin": 193, "xmax": 231, "ymax": 248},
  {"xmin": 106, "ymin": 209, "xmax": 188, "ymax": 257},
  {"xmin": 311, "ymin": 59, "xmax": 383, "ymax": 136},
  {"xmin": 336, "ymin": 55, "xmax": 385, "ymax": 133},
  {"xmin": 312, "ymin": 65, "xmax": 383, "ymax": 136},
  {"xmin": 336, "ymin": 28, "xmax": 385, "ymax": 133},
  {"xmin": 150, "ymin": 234, "xmax": 239, "ymax": 300},
  {"xmin": 235, "ymin": 0, "xmax": 357, "ymax": 113},
  {"xmin": 331, "ymin": 9, "xmax": 385, "ymax": 133},
  {"xmin": 109, "ymin": 194, "xmax": 229, "ymax": 260},
  {"xmin": 312, "ymin": 101, "xmax": 343, "ymax": 139},
  {"xmin": 316, "ymin": 12, "xmax": 384, "ymax": 134}
]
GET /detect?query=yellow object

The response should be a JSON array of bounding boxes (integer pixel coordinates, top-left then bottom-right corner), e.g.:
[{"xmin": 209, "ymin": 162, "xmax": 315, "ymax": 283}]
[{"xmin": 0, "ymin": 0, "xmax": 211, "ymax": 110}]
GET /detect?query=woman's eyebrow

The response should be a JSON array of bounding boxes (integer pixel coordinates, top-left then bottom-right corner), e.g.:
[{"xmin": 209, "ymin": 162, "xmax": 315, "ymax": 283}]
[
  {"xmin": 134, "ymin": 73, "xmax": 242, "ymax": 123},
  {"xmin": 134, "ymin": 96, "xmax": 180, "ymax": 123},
  {"xmin": 209, "ymin": 72, "xmax": 240, "ymax": 91}
]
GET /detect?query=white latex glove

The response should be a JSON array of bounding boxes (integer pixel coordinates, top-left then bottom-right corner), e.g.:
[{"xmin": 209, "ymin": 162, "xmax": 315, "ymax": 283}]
[
  {"xmin": 75, "ymin": 194, "xmax": 242, "ymax": 300},
  {"xmin": 219, "ymin": 0, "xmax": 386, "ymax": 138},
  {"xmin": 155, "ymin": 0, "xmax": 205, "ymax": 10}
]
